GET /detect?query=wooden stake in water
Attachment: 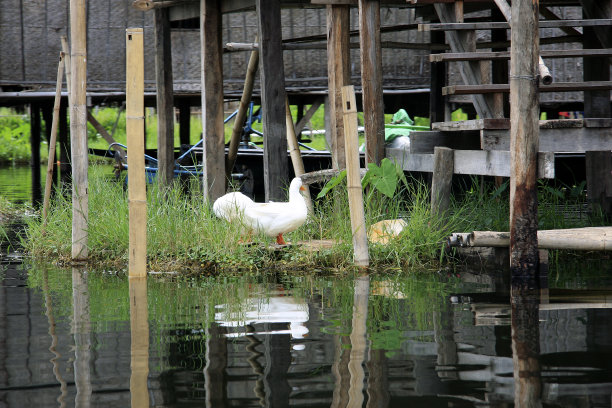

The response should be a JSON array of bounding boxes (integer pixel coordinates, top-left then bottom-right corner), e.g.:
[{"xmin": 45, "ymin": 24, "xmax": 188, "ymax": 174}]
[
  {"xmin": 69, "ymin": 0, "xmax": 88, "ymax": 260},
  {"xmin": 126, "ymin": 28, "xmax": 147, "ymax": 278},
  {"xmin": 341, "ymin": 85, "xmax": 369, "ymax": 267},
  {"xmin": 42, "ymin": 52, "xmax": 65, "ymax": 226}
]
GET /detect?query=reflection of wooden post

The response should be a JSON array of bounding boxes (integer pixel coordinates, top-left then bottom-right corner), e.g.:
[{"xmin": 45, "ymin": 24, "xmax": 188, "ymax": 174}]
[
  {"xmin": 126, "ymin": 28, "xmax": 147, "ymax": 278},
  {"xmin": 331, "ymin": 335, "xmax": 351, "ymax": 408},
  {"xmin": 342, "ymin": 86, "xmax": 369, "ymax": 267},
  {"xmin": 129, "ymin": 278, "xmax": 150, "ymax": 408},
  {"xmin": 70, "ymin": 0, "xmax": 88, "ymax": 260},
  {"xmin": 43, "ymin": 270, "xmax": 68, "ymax": 404},
  {"xmin": 72, "ymin": 268, "xmax": 92, "ymax": 406},
  {"xmin": 348, "ymin": 275, "xmax": 369, "ymax": 407},
  {"xmin": 509, "ymin": 0, "xmax": 539, "ymax": 282}
]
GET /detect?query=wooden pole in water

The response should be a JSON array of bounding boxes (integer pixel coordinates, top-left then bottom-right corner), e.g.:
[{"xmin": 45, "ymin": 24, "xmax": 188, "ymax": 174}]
[
  {"xmin": 126, "ymin": 28, "xmax": 147, "ymax": 278},
  {"xmin": 431, "ymin": 146, "xmax": 454, "ymax": 220},
  {"xmin": 226, "ymin": 37, "xmax": 258, "ymax": 180},
  {"xmin": 285, "ymin": 96, "xmax": 313, "ymax": 213},
  {"xmin": 509, "ymin": 0, "xmax": 540, "ymax": 287},
  {"xmin": 69, "ymin": 0, "xmax": 88, "ymax": 260},
  {"xmin": 342, "ymin": 85, "xmax": 369, "ymax": 267},
  {"xmin": 42, "ymin": 52, "xmax": 65, "ymax": 225}
]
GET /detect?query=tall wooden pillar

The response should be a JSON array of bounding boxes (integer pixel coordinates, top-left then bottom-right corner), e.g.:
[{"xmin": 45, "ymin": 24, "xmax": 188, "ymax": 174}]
[
  {"xmin": 178, "ymin": 100, "xmax": 191, "ymax": 147},
  {"xmin": 155, "ymin": 8, "xmax": 175, "ymax": 186},
  {"xmin": 358, "ymin": 0, "xmax": 385, "ymax": 166},
  {"xmin": 70, "ymin": 0, "xmax": 89, "ymax": 260},
  {"xmin": 509, "ymin": 0, "xmax": 540, "ymax": 287},
  {"xmin": 41, "ymin": 103, "xmax": 58, "ymax": 189},
  {"xmin": 327, "ymin": 5, "xmax": 350, "ymax": 170},
  {"xmin": 200, "ymin": 0, "xmax": 225, "ymax": 201},
  {"xmin": 30, "ymin": 103, "xmax": 42, "ymax": 206},
  {"xmin": 256, "ymin": 0, "xmax": 289, "ymax": 201},
  {"xmin": 429, "ymin": 30, "xmax": 447, "ymax": 125}
]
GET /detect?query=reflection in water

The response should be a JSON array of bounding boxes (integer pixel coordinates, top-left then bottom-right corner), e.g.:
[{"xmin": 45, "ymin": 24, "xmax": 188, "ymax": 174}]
[
  {"xmin": 43, "ymin": 269, "xmax": 68, "ymax": 407},
  {"xmin": 72, "ymin": 268, "xmax": 92, "ymax": 408},
  {"xmin": 347, "ymin": 275, "xmax": 369, "ymax": 408},
  {"xmin": 129, "ymin": 277, "xmax": 150, "ymax": 408},
  {"xmin": 511, "ymin": 287, "xmax": 542, "ymax": 408}
]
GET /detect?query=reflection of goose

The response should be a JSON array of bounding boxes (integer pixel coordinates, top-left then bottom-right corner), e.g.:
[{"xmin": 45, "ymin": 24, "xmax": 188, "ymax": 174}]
[{"xmin": 213, "ymin": 177, "xmax": 308, "ymax": 245}]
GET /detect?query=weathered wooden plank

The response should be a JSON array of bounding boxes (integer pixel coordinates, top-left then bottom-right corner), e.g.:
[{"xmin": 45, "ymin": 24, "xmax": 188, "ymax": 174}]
[
  {"xmin": 386, "ymin": 148, "xmax": 554, "ymax": 178},
  {"xmin": 482, "ymin": 127, "xmax": 612, "ymax": 152},
  {"xmin": 408, "ymin": 130, "xmax": 481, "ymax": 153},
  {"xmin": 359, "ymin": 0, "xmax": 385, "ymax": 165},
  {"xmin": 443, "ymin": 81, "xmax": 612, "ymax": 95},
  {"xmin": 430, "ymin": 48, "xmax": 612, "ymax": 62},
  {"xmin": 257, "ymin": 0, "xmax": 289, "ymax": 201},
  {"xmin": 200, "ymin": 0, "xmax": 225, "ymax": 202},
  {"xmin": 154, "ymin": 8, "xmax": 175, "ymax": 186},
  {"xmin": 420, "ymin": 19, "xmax": 612, "ymax": 31},
  {"xmin": 586, "ymin": 151, "xmax": 612, "ymax": 216},
  {"xmin": 326, "ymin": 5, "xmax": 350, "ymax": 170},
  {"xmin": 432, "ymin": 118, "xmax": 510, "ymax": 131}
]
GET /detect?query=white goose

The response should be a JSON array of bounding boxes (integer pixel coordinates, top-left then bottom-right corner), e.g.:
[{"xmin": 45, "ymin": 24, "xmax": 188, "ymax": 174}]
[{"xmin": 213, "ymin": 177, "xmax": 308, "ymax": 245}]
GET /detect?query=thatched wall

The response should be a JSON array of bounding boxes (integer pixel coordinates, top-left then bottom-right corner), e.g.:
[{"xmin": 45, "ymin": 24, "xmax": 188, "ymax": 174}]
[{"xmin": 0, "ymin": 1, "xmax": 428, "ymax": 95}]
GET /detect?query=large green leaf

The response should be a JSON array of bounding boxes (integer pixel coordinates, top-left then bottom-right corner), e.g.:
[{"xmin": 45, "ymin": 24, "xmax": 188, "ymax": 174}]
[
  {"xmin": 365, "ymin": 158, "xmax": 398, "ymax": 198},
  {"xmin": 316, "ymin": 170, "xmax": 347, "ymax": 199}
]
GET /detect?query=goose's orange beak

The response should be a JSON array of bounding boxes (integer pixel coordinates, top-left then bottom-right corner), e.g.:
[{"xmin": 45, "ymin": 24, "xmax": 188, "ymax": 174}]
[{"xmin": 300, "ymin": 185, "xmax": 306, "ymax": 191}]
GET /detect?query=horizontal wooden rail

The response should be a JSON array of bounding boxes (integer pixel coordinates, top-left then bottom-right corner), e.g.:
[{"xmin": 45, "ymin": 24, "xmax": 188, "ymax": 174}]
[
  {"xmin": 386, "ymin": 148, "xmax": 555, "ymax": 178},
  {"xmin": 430, "ymin": 48, "xmax": 612, "ymax": 62},
  {"xmin": 420, "ymin": 19, "xmax": 612, "ymax": 31},
  {"xmin": 432, "ymin": 118, "xmax": 612, "ymax": 131},
  {"xmin": 442, "ymin": 81, "xmax": 612, "ymax": 95}
]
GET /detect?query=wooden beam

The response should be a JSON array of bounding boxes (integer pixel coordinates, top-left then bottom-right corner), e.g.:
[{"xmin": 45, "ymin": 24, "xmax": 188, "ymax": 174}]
[
  {"xmin": 386, "ymin": 148, "xmax": 555, "ymax": 178},
  {"xmin": 86, "ymin": 111, "xmax": 127, "ymax": 163},
  {"xmin": 257, "ymin": 0, "xmax": 289, "ymax": 201},
  {"xmin": 294, "ymin": 98, "xmax": 324, "ymax": 135},
  {"xmin": 70, "ymin": 0, "xmax": 88, "ymax": 260},
  {"xmin": 430, "ymin": 48, "xmax": 612, "ymax": 62},
  {"xmin": 482, "ymin": 127, "xmax": 612, "ymax": 152},
  {"xmin": 408, "ymin": 130, "xmax": 481, "ymax": 153},
  {"xmin": 432, "ymin": 118, "xmax": 510, "ymax": 131},
  {"xmin": 200, "ymin": 0, "xmax": 225, "ymax": 201},
  {"xmin": 327, "ymin": 4, "xmax": 350, "ymax": 170},
  {"xmin": 155, "ymin": 7, "xmax": 175, "ymax": 186},
  {"xmin": 429, "ymin": 30, "xmax": 447, "ymax": 124},
  {"xmin": 586, "ymin": 151, "xmax": 612, "ymax": 217},
  {"xmin": 359, "ymin": 0, "xmax": 385, "ymax": 165},
  {"xmin": 420, "ymin": 19, "xmax": 612, "ymax": 31},
  {"xmin": 443, "ymin": 81, "xmax": 612, "ymax": 95},
  {"xmin": 509, "ymin": 0, "xmax": 540, "ymax": 284},
  {"xmin": 433, "ymin": 3, "xmax": 495, "ymax": 118}
]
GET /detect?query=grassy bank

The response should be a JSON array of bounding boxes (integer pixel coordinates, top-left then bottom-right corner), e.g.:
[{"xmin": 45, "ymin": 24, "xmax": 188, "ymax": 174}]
[{"xmin": 22, "ymin": 159, "xmax": 604, "ymax": 274}]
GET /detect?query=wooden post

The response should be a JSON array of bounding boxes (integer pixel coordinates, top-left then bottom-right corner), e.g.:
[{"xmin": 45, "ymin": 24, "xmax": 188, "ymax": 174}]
[
  {"xmin": 342, "ymin": 86, "xmax": 369, "ymax": 267},
  {"xmin": 285, "ymin": 97, "xmax": 313, "ymax": 213},
  {"xmin": 178, "ymin": 100, "xmax": 191, "ymax": 147},
  {"xmin": 429, "ymin": 30, "xmax": 447, "ymax": 125},
  {"xmin": 58, "ymin": 100, "xmax": 70, "ymax": 183},
  {"xmin": 327, "ymin": 5, "xmax": 350, "ymax": 170},
  {"xmin": 129, "ymin": 277, "xmax": 150, "ymax": 408},
  {"xmin": 227, "ymin": 38, "xmax": 259, "ymax": 179},
  {"xmin": 30, "ymin": 103, "xmax": 42, "ymax": 206},
  {"xmin": 200, "ymin": 0, "xmax": 225, "ymax": 202},
  {"xmin": 257, "ymin": 0, "xmax": 289, "ymax": 202},
  {"xmin": 358, "ymin": 0, "xmax": 385, "ymax": 166},
  {"xmin": 43, "ymin": 52, "xmax": 65, "ymax": 224},
  {"xmin": 126, "ymin": 28, "xmax": 147, "ymax": 278},
  {"xmin": 155, "ymin": 7, "xmax": 175, "ymax": 186},
  {"xmin": 431, "ymin": 147, "xmax": 454, "ymax": 219},
  {"xmin": 69, "ymin": 0, "xmax": 88, "ymax": 260},
  {"xmin": 586, "ymin": 151, "xmax": 612, "ymax": 217},
  {"xmin": 509, "ymin": 0, "xmax": 540, "ymax": 287}
]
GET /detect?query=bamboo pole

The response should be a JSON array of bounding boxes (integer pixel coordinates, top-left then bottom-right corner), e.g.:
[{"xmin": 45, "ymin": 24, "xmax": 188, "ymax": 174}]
[
  {"xmin": 42, "ymin": 52, "xmax": 65, "ymax": 226},
  {"xmin": 61, "ymin": 36, "xmax": 71, "ymax": 102},
  {"xmin": 126, "ymin": 28, "xmax": 147, "ymax": 278},
  {"xmin": 226, "ymin": 37, "xmax": 259, "ymax": 180},
  {"xmin": 509, "ymin": 0, "xmax": 540, "ymax": 282},
  {"xmin": 285, "ymin": 96, "xmax": 313, "ymax": 213},
  {"xmin": 69, "ymin": 0, "xmax": 88, "ymax": 260},
  {"xmin": 342, "ymin": 85, "xmax": 369, "ymax": 267}
]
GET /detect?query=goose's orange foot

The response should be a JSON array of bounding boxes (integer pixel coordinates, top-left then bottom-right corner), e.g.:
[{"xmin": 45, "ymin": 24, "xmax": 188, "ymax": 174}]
[{"xmin": 276, "ymin": 233, "xmax": 287, "ymax": 245}]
